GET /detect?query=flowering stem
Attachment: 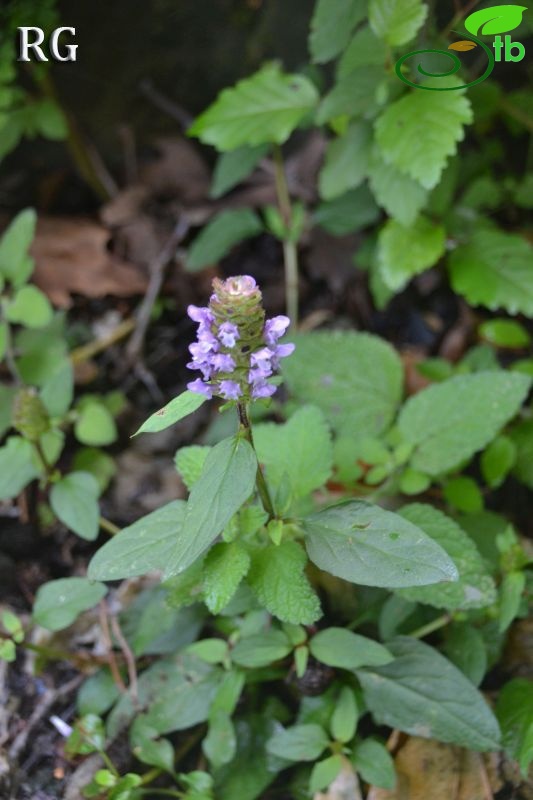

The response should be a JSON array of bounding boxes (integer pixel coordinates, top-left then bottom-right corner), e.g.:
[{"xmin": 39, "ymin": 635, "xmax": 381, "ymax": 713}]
[
  {"xmin": 237, "ymin": 402, "xmax": 276, "ymax": 519},
  {"xmin": 273, "ymin": 145, "xmax": 299, "ymax": 325}
]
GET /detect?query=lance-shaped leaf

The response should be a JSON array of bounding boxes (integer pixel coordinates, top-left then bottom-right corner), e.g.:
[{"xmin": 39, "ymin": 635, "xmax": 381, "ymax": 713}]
[
  {"xmin": 465, "ymin": 5, "xmax": 527, "ymax": 36},
  {"xmin": 164, "ymin": 436, "xmax": 257, "ymax": 578},
  {"xmin": 134, "ymin": 390, "xmax": 207, "ymax": 435},
  {"xmin": 302, "ymin": 500, "xmax": 458, "ymax": 588}
]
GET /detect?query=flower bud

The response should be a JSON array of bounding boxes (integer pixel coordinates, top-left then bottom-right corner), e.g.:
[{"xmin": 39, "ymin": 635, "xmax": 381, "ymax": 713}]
[{"xmin": 12, "ymin": 388, "xmax": 49, "ymax": 441}]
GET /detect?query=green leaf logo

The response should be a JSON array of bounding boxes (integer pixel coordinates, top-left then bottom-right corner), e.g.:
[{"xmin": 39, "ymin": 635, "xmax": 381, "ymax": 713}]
[{"xmin": 465, "ymin": 4, "xmax": 527, "ymax": 36}]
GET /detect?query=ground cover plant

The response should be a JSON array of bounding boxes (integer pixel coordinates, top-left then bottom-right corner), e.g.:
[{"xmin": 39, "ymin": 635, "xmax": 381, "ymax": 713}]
[{"xmin": 0, "ymin": 0, "xmax": 532, "ymax": 799}]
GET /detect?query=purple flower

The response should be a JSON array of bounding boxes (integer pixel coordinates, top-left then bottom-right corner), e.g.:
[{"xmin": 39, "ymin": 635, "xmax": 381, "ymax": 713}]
[
  {"xmin": 211, "ymin": 353, "xmax": 236, "ymax": 373},
  {"xmin": 219, "ymin": 380, "xmax": 242, "ymax": 400},
  {"xmin": 250, "ymin": 347, "xmax": 273, "ymax": 377},
  {"xmin": 218, "ymin": 322, "xmax": 239, "ymax": 348},
  {"xmin": 187, "ymin": 305, "xmax": 214, "ymax": 328},
  {"xmin": 187, "ymin": 378, "xmax": 213, "ymax": 398},
  {"xmin": 264, "ymin": 315, "xmax": 290, "ymax": 346},
  {"xmin": 251, "ymin": 380, "xmax": 276, "ymax": 399}
]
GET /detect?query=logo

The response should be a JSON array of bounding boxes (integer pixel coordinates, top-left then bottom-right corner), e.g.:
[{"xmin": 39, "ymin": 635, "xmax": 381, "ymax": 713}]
[
  {"xmin": 395, "ymin": 4, "xmax": 527, "ymax": 91},
  {"xmin": 17, "ymin": 27, "xmax": 77, "ymax": 63}
]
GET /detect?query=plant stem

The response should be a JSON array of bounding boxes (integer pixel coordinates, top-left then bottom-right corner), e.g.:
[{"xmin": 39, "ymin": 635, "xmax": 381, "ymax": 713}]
[
  {"xmin": 273, "ymin": 145, "xmax": 299, "ymax": 325},
  {"xmin": 100, "ymin": 516, "xmax": 121, "ymax": 536},
  {"xmin": 408, "ymin": 614, "xmax": 451, "ymax": 639},
  {"xmin": 237, "ymin": 402, "xmax": 275, "ymax": 519},
  {"xmin": 0, "ymin": 306, "xmax": 22, "ymax": 386},
  {"xmin": 32, "ymin": 440, "xmax": 55, "ymax": 480}
]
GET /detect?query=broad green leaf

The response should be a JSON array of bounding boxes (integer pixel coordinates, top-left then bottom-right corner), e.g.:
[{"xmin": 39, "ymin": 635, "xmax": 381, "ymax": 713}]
[
  {"xmin": 443, "ymin": 476, "xmax": 483, "ymax": 514},
  {"xmin": 444, "ymin": 624, "xmax": 487, "ymax": 686},
  {"xmin": 352, "ymin": 739, "xmax": 396, "ymax": 789},
  {"xmin": 130, "ymin": 718, "xmax": 175, "ymax": 773},
  {"xmin": 164, "ymin": 436, "xmax": 257, "ymax": 578},
  {"xmin": 203, "ymin": 542, "xmax": 251, "ymax": 614},
  {"xmin": 253, "ymin": 406, "xmax": 332, "ymax": 499},
  {"xmin": 368, "ymin": 150, "xmax": 428, "ymax": 226},
  {"xmin": 203, "ymin": 710, "xmax": 237, "ymax": 768},
  {"xmin": 377, "ymin": 216, "xmax": 445, "ymax": 292},
  {"xmin": 399, "ymin": 468, "xmax": 430, "ymax": 496},
  {"xmin": 479, "ymin": 319, "xmax": 531, "ymax": 349},
  {"xmin": 189, "ymin": 64, "xmax": 319, "ymax": 151},
  {"xmin": 510, "ymin": 419, "xmax": 533, "ymax": 488},
  {"xmin": 375, "ymin": 89, "xmax": 472, "ymax": 190},
  {"xmin": 40, "ymin": 360, "xmax": 74, "ymax": 417},
  {"xmin": 266, "ymin": 723, "xmax": 329, "ymax": 762},
  {"xmin": 72, "ymin": 447, "xmax": 116, "ymax": 493},
  {"xmin": 75, "ymin": 402, "xmax": 117, "ymax": 446},
  {"xmin": 6, "ymin": 285, "xmax": 53, "ymax": 328},
  {"xmin": 247, "ymin": 540, "xmax": 322, "ymax": 625},
  {"xmin": 448, "ymin": 230, "xmax": 533, "ymax": 315},
  {"xmin": 50, "ymin": 471, "xmax": 100, "ymax": 541},
  {"xmin": 303, "ymin": 500, "xmax": 458, "ymax": 588},
  {"xmin": 210, "ymin": 144, "xmax": 269, "ymax": 198},
  {"xmin": 77, "ymin": 669, "xmax": 121, "ymax": 717},
  {"xmin": 231, "ymin": 629, "xmax": 291, "ymax": 667},
  {"xmin": 310, "ymin": 755, "xmax": 344, "ymax": 793},
  {"xmin": 164, "ymin": 560, "xmax": 205, "ymax": 610},
  {"xmin": 121, "ymin": 587, "xmax": 203, "ymax": 656},
  {"xmin": 34, "ymin": 99, "xmax": 68, "ymax": 139},
  {"xmin": 465, "ymin": 5, "xmax": 527, "ymax": 36},
  {"xmin": 134, "ymin": 390, "xmax": 206, "ymax": 435},
  {"xmin": 496, "ymin": 679, "xmax": 533, "ymax": 775},
  {"xmin": 141, "ymin": 664, "xmax": 221, "ymax": 735},
  {"xmin": 282, "ymin": 331, "xmax": 403, "ymax": 438},
  {"xmin": 498, "ymin": 571, "xmax": 525, "ymax": 633},
  {"xmin": 175, "ymin": 445, "xmax": 211, "ymax": 490},
  {"xmin": 15, "ymin": 314, "xmax": 68, "ymax": 386},
  {"xmin": 186, "ymin": 209, "xmax": 263, "ymax": 272},
  {"xmin": 331, "ymin": 687, "xmax": 358, "ymax": 743},
  {"xmin": 215, "ymin": 715, "xmax": 279, "ymax": 800},
  {"xmin": 0, "ymin": 208, "xmax": 36, "ymax": 286},
  {"xmin": 369, "ymin": 0, "xmax": 427, "ymax": 45},
  {"xmin": 481, "ymin": 435, "xmax": 516, "ymax": 488},
  {"xmin": 319, "ymin": 122, "xmax": 372, "ymax": 200},
  {"xmin": 397, "ymin": 504, "xmax": 496, "ymax": 610},
  {"xmin": 398, "ymin": 372, "xmax": 531, "ymax": 475},
  {"xmin": 309, "ymin": 0, "xmax": 368, "ymax": 63},
  {"xmin": 0, "ymin": 436, "xmax": 40, "ymax": 500},
  {"xmin": 314, "ymin": 185, "xmax": 380, "ymax": 235},
  {"xmin": 357, "ymin": 636, "xmax": 501, "ymax": 751},
  {"xmin": 88, "ymin": 500, "xmax": 186, "ymax": 580},
  {"xmin": 187, "ymin": 638, "xmax": 228, "ymax": 664},
  {"xmin": 33, "ymin": 577, "xmax": 107, "ymax": 631},
  {"xmin": 317, "ymin": 68, "xmax": 382, "ymax": 124},
  {"xmin": 310, "ymin": 627, "xmax": 393, "ymax": 669},
  {"xmin": 337, "ymin": 26, "xmax": 388, "ymax": 76}
]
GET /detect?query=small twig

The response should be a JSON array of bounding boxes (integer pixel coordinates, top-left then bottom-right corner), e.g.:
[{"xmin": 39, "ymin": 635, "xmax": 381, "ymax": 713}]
[
  {"xmin": 109, "ymin": 614, "xmax": 138, "ymax": 708},
  {"xmin": 442, "ymin": 0, "xmax": 481, "ymax": 37},
  {"xmin": 98, "ymin": 601, "xmax": 126, "ymax": 694},
  {"xmin": 139, "ymin": 79, "xmax": 193, "ymax": 131},
  {"xmin": 0, "ymin": 306, "xmax": 22, "ymax": 386},
  {"xmin": 273, "ymin": 145, "xmax": 299, "ymax": 325},
  {"xmin": 408, "ymin": 613, "xmax": 451, "ymax": 639},
  {"xmin": 70, "ymin": 318, "xmax": 136, "ymax": 365},
  {"xmin": 99, "ymin": 516, "xmax": 121, "ymax": 536}
]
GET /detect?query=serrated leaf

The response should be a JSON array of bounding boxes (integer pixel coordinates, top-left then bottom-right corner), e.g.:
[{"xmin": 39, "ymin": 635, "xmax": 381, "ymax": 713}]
[
  {"xmin": 319, "ymin": 122, "xmax": 372, "ymax": 200},
  {"xmin": 357, "ymin": 636, "xmax": 501, "ymax": 751},
  {"xmin": 368, "ymin": 150, "xmax": 428, "ymax": 226},
  {"xmin": 310, "ymin": 627, "xmax": 393, "ymax": 669},
  {"xmin": 317, "ymin": 68, "xmax": 382, "ymax": 124},
  {"xmin": 248, "ymin": 540, "xmax": 321, "ymax": 625},
  {"xmin": 398, "ymin": 372, "xmax": 531, "ymax": 475},
  {"xmin": 175, "ymin": 445, "xmax": 211, "ymax": 490},
  {"xmin": 189, "ymin": 64, "xmax": 319, "ymax": 151},
  {"xmin": 465, "ymin": 5, "xmax": 527, "ymax": 36},
  {"xmin": 164, "ymin": 436, "xmax": 257, "ymax": 579},
  {"xmin": 369, "ymin": 0, "xmax": 428, "ymax": 45},
  {"xmin": 203, "ymin": 542, "xmax": 251, "ymax": 614},
  {"xmin": 253, "ymin": 406, "xmax": 333, "ymax": 499},
  {"xmin": 186, "ymin": 209, "xmax": 263, "ymax": 272},
  {"xmin": 303, "ymin": 500, "xmax": 458, "ymax": 588},
  {"xmin": 375, "ymin": 89, "xmax": 472, "ymax": 189},
  {"xmin": 396, "ymin": 504, "xmax": 496, "ymax": 610},
  {"xmin": 6, "ymin": 285, "xmax": 53, "ymax": 328},
  {"xmin": 0, "ymin": 436, "xmax": 40, "ymax": 501},
  {"xmin": 282, "ymin": 331, "xmax": 403, "ymax": 438},
  {"xmin": 314, "ymin": 185, "xmax": 380, "ymax": 235},
  {"xmin": 88, "ymin": 500, "xmax": 186, "ymax": 580},
  {"xmin": 267, "ymin": 723, "xmax": 329, "ymax": 761},
  {"xmin": 337, "ymin": 26, "xmax": 388, "ymax": 76},
  {"xmin": 231, "ymin": 629, "xmax": 291, "ymax": 667},
  {"xmin": 448, "ymin": 230, "xmax": 533, "ymax": 316},
  {"xmin": 134, "ymin": 390, "xmax": 206, "ymax": 435},
  {"xmin": 496, "ymin": 679, "xmax": 533, "ymax": 775},
  {"xmin": 309, "ymin": 0, "xmax": 368, "ymax": 63},
  {"xmin": 377, "ymin": 216, "xmax": 445, "ymax": 292},
  {"xmin": 50, "ymin": 471, "xmax": 100, "ymax": 541},
  {"xmin": 0, "ymin": 208, "xmax": 36, "ymax": 286},
  {"xmin": 210, "ymin": 144, "xmax": 269, "ymax": 198},
  {"xmin": 33, "ymin": 577, "xmax": 107, "ymax": 631}
]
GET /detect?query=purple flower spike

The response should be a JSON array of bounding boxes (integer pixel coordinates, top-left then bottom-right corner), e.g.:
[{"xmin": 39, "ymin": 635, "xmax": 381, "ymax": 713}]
[
  {"xmin": 219, "ymin": 380, "xmax": 242, "ymax": 400},
  {"xmin": 187, "ymin": 378, "xmax": 213, "ymax": 398},
  {"xmin": 211, "ymin": 353, "xmax": 236, "ymax": 373},
  {"xmin": 218, "ymin": 322, "xmax": 240, "ymax": 348},
  {"xmin": 264, "ymin": 315, "xmax": 290, "ymax": 345}
]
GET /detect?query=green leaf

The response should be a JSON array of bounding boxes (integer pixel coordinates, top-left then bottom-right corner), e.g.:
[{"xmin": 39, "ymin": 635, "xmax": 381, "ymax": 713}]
[
  {"xmin": 282, "ymin": 331, "xmax": 403, "ymax": 438},
  {"xmin": 215, "ymin": 715, "xmax": 279, "ymax": 800},
  {"xmin": 175, "ymin": 445, "xmax": 211, "ymax": 490},
  {"xmin": 317, "ymin": 68, "xmax": 382, "ymax": 124},
  {"xmin": 187, "ymin": 639, "xmax": 228, "ymax": 665},
  {"xmin": 134, "ymin": 390, "xmax": 206, "ymax": 435},
  {"xmin": 399, "ymin": 468, "xmax": 430, "ymax": 496},
  {"xmin": 66, "ymin": 714, "xmax": 105, "ymax": 755},
  {"xmin": 510, "ymin": 419, "xmax": 533, "ymax": 488},
  {"xmin": 498, "ymin": 571, "xmax": 525, "ymax": 633},
  {"xmin": 443, "ymin": 476, "xmax": 483, "ymax": 514},
  {"xmin": 248, "ymin": 540, "xmax": 322, "ymax": 625},
  {"xmin": 481, "ymin": 435, "xmax": 516, "ymax": 488},
  {"xmin": 203, "ymin": 542, "xmax": 251, "ymax": 614},
  {"xmin": 303, "ymin": 500, "xmax": 458, "ymax": 588},
  {"xmin": 369, "ymin": 0, "xmax": 428, "ymax": 45},
  {"xmin": 231, "ymin": 629, "xmax": 291, "ymax": 667},
  {"xmin": 0, "ymin": 208, "xmax": 36, "ymax": 286},
  {"xmin": 0, "ymin": 640, "xmax": 16, "ymax": 662},
  {"xmin": 331, "ymin": 687, "xmax": 358, "ymax": 743},
  {"xmin": 314, "ymin": 185, "xmax": 380, "ymax": 235},
  {"xmin": 204, "ymin": 709, "xmax": 237, "ymax": 768},
  {"xmin": 77, "ymin": 669, "xmax": 121, "ymax": 717},
  {"xmin": 34, "ymin": 99, "xmax": 67, "ymax": 139},
  {"xmin": 75, "ymin": 402, "xmax": 117, "ymax": 446},
  {"xmin": 6, "ymin": 285, "xmax": 53, "ymax": 328},
  {"xmin": 310, "ymin": 627, "xmax": 393, "ymax": 669},
  {"xmin": 398, "ymin": 372, "xmax": 531, "ymax": 475},
  {"xmin": 72, "ymin": 447, "xmax": 116, "ymax": 493},
  {"xmin": 309, "ymin": 0, "xmax": 368, "ymax": 63},
  {"xmin": 319, "ymin": 122, "xmax": 372, "ymax": 200},
  {"xmin": 479, "ymin": 319, "xmax": 531, "ymax": 349},
  {"xmin": 448, "ymin": 230, "xmax": 533, "ymax": 315},
  {"xmin": 40, "ymin": 360, "xmax": 74, "ymax": 417},
  {"xmin": 210, "ymin": 144, "xmax": 269, "ymax": 198},
  {"xmin": 186, "ymin": 209, "xmax": 263, "ymax": 272},
  {"xmin": 352, "ymin": 738, "xmax": 396, "ymax": 789},
  {"xmin": 88, "ymin": 500, "xmax": 186, "ymax": 580},
  {"xmin": 368, "ymin": 150, "xmax": 428, "ymax": 227},
  {"xmin": 33, "ymin": 577, "xmax": 107, "ymax": 631},
  {"xmin": 309, "ymin": 754, "xmax": 344, "ymax": 793},
  {"xmin": 465, "ymin": 5, "xmax": 527, "ymax": 36},
  {"xmin": 396, "ymin": 504, "xmax": 496, "ymax": 610},
  {"xmin": 357, "ymin": 636, "xmax": 501, "ymax": 751},
  {"xmin": 443, "ymin": 624, "xmax": 487, "ymax": 686},
  {"xmin": 496, "ymin": 679, "xmax": 533, "ymax": 775},
  {"xmin": 266, "ymin": 723, "xmax": 329, "ymax": 762},
  {"xmin": 375, "ymin": 89, "xmax": 472, "ymax": 190},
  {"xmin": 189, "ymin": 64, "xmax": 319, "ymax": 151},
  {"xmin": 0, "ymin": 436, "xmax": 40, "ymax": 501},
  {"xmin": 164, "ymin": 436, "xmax": 257, "ymax": 579},
  {"xmin": 337, "ymin": 26, "xmax": 388, "ymax": 76},
  {"xmin": 50, "ymin": 471, "xmax": 100, "ymax": 541},
  {"xmin": 254, "ymin": 406, "xmax": 332, "ymax": 499},
  {"xmin": 377, "ymin": 216, "xmax": 445, "ymax": 292}
]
